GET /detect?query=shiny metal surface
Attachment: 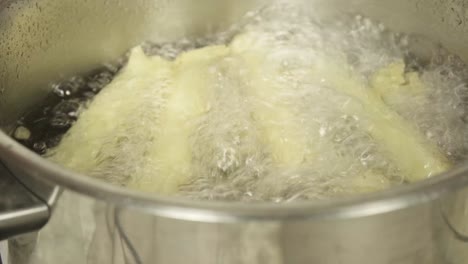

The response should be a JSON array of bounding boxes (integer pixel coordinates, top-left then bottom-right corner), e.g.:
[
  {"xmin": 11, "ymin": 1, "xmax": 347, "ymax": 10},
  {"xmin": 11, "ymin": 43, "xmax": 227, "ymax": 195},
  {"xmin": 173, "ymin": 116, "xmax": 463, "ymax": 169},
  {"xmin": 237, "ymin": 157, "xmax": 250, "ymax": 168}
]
[
  {"xmin": 6, "ymin": 189, "xmax": 468, "ymax": 264},
  {"xmin": 0, "ymin": 161, "xmax": 49, "ymax": 240},
  {"xmin": 1, "ymin": 0, "xmax": 468, "ymax": 263}
]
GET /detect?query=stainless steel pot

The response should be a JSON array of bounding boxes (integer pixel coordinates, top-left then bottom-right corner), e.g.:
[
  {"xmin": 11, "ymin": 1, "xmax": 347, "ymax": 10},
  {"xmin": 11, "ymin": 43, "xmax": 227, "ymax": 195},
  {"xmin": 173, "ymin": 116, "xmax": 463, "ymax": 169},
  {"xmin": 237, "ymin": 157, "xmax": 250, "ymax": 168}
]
[{"xmin": 2, "ymin": 0, "xmax": 468, "ymax": 263}]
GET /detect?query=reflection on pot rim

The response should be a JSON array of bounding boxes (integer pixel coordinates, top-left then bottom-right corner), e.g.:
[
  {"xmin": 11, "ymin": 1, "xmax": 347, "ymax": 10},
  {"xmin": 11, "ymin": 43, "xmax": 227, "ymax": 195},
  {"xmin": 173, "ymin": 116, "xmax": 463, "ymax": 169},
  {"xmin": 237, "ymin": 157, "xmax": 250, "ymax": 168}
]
[{"xmin": 2, "ymin": 129, "xmax": 468, "ymax": 223}]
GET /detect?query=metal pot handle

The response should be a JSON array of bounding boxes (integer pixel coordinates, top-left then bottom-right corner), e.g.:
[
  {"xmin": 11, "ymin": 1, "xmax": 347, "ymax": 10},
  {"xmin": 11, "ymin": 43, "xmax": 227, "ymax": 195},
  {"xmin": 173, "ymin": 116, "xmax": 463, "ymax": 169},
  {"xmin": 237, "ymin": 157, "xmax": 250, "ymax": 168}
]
[{"xmin": 0, "ymin": 161, "xmax": 58, "ymax": 240}]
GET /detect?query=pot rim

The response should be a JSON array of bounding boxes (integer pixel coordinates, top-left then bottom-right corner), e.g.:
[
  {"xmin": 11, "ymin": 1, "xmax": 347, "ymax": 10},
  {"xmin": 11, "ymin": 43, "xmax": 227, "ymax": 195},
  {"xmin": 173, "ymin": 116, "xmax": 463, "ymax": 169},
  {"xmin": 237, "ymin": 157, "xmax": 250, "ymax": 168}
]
[{"xmin": 1, "ymin": 131, "xmax": 468, "ymax": 223}]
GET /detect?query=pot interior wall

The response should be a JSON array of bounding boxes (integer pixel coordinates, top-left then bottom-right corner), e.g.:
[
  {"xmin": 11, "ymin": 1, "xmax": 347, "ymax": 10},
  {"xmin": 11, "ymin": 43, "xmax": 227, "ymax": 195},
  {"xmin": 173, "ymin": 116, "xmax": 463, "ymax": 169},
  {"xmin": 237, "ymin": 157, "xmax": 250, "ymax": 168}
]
[{"xmin": 1, "ymin": 0, "xmax": 468, "ymax": 129}]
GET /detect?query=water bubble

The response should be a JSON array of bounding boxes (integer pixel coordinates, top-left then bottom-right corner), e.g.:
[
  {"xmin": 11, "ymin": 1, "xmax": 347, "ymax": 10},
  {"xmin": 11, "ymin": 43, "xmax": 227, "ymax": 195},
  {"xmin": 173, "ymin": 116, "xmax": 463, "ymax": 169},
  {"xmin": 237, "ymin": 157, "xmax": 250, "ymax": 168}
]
[
  {"xmin": 86, "ymin": 71, "xmax": 113, "ymax": 92},
  {"xmin": 49, "ymin": 114, "xmax": 74, "ymax": 129},
  {"xmin": 53, "ymin": 76, "xmax": 85, "ymax": 98},
  {"xmin": 33, "ymin": 142, "xmax": 47, "ymax": 154},
  {"xmin": 52, "ymin": 100, "xmax": 80, "ymax": 116}
]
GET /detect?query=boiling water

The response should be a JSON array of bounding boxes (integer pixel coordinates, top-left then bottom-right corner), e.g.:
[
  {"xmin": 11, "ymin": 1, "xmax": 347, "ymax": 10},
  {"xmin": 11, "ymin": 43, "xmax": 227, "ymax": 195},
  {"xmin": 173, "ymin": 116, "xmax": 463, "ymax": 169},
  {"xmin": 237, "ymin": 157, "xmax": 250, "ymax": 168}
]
[{"xmin": 14, "ymin": 1, "xmax": 468, "ymax": 202}]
